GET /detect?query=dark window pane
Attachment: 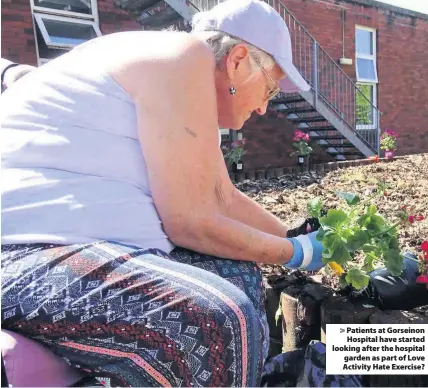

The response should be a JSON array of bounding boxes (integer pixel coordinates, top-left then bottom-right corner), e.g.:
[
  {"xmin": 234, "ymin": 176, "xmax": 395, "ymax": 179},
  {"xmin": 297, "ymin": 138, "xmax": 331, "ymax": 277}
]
[
  {"xmin": 34, "ymin": 0, "xmax": 92, "ymax": 15},
  {"xmin": 356, "ymin": 29, "xmax": 373, "ymax": 55},
  {"xmin": 36, "ymin": 21, "xmax": 69, "ymax": 59}
]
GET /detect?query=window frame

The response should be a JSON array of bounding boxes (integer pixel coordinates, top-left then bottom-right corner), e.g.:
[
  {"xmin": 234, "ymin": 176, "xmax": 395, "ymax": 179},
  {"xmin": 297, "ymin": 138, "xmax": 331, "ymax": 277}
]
[
  {"xmin": 34, "ymin": 13, "xmax": 101, "ymax": 49},
  {"xmin": 32, "ymin": 0, "xmax": 98, "ymax": 20},
  {"xmin": 356, "ymin": 82, "xmax": 377, "ymax": 130},
  {"xmin": 355, "ymin": 26, "xmax": 378, "ymax": 84},
  {"xmin": 31, "ymin": 0, "xmax": 100, "ymax": 65}
]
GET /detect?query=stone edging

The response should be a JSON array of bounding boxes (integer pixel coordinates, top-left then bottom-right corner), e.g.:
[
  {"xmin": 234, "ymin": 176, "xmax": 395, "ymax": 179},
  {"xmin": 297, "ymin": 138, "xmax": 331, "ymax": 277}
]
[{"xmin": 229, "ymin": 156, "xmax": 396, "ymax": 183}]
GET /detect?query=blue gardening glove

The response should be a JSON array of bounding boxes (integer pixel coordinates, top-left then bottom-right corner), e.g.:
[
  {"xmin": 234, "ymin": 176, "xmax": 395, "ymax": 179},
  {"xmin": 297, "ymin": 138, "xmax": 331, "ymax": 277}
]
[{"xmin": 284, "ymin": 231, "xmax": 325, "ymax": 271}]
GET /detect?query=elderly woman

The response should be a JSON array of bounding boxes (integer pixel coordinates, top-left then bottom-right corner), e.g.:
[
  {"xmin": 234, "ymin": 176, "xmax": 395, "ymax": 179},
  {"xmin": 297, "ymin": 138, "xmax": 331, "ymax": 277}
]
[{"xmin": 1, "ymin": 0, "xmax": 325, "ymax": 386}]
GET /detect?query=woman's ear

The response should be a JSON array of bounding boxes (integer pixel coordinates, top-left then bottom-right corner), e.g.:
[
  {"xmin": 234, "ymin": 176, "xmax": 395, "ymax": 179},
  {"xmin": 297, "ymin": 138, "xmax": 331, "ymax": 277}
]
[{"xmin": 226, "ymin": 44, "xmax": 250, "ymax": 78}]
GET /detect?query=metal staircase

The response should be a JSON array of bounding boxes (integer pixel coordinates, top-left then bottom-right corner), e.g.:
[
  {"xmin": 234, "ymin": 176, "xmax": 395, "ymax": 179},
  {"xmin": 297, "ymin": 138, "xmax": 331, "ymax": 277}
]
[{"xmin": 114, "ymin": 0, "xmax": 381, "ymax": 160}]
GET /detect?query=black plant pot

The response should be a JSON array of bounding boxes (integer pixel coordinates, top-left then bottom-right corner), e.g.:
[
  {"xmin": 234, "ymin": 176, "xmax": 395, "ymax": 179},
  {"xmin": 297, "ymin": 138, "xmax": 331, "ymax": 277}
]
[
  {"xmin": 367, "ymin": 253, "xmax": 428, "ymax": 310},
  {"xmin": 232, "ymin": 160, "xmax": 244, "ymax": 173},
  {"xmin": 297, "ymin": 155, "xmax": 309, "ymax": 166}
]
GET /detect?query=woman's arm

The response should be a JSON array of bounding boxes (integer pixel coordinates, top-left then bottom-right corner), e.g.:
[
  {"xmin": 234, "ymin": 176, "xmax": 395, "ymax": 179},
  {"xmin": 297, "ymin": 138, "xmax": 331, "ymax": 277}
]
[
  {"xmin": 112, "ymin": 34, "xmax": 294, "ymax": 265},
  {"xmin": 224, "ymin": 187, "xmax": 288, "ymax": 237}
]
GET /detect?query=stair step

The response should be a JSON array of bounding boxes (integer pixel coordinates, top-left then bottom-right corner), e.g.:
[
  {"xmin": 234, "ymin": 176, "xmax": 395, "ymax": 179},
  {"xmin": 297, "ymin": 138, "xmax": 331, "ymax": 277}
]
[
  {"xmin": 139, "ymin": 6, "xmax": 181, "ymax": 28},
  {"xmin": 328, "ymin": 150, "xmax": 363, "ymax": 156},
  {"xmin": 301, "ymin": 126, "xmax": 336, "ymax": 132},
  {"xmin": 318, "ymin": 143, "xmax": 356, "ymax": 148},
  {"xmin": 120, "ymin": 0, "xmax": 162, "ymax": 12},
  {"xmin": 270, "ymin": 95, "xmax": 305, "ymax": 105},
  {"xmin": 289, "ymin": 116, "xmax": 327, "ymax": 123},
  {"xmin": 311, "ymin": 135, "xmax": 345, "ymax": 140},
  {"xmin": 283, "ymin": 106, "xmax": 316, "ymax": 114}
]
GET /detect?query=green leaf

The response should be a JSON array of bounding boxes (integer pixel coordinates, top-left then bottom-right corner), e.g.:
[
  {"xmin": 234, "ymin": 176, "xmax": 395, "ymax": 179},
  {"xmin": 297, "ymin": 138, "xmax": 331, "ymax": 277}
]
[
  {"xmin": 362, "ymin": 252, "xmax": 376, "ymax": 272},
  {"xmin": 345, "ymin": 230, "xmax": 369, "ymax": 252},
  {"xmin": 364, "ymin": 214, "xmax": 387, "ymax": 234},
  {"xmin": 384, "ymin": 250, "xmax": 404, "ymax": 276},
  {"xmin": 322, "ymin": 249, "xmax": 333, "ymax": 263},
  {"xmin": 341, "ymin": 228, "xmax": 354, "ymax": 239},
  {"xmin": 345, "ymin": 268, "xmax": 370, "ymax": 290},
  {"xmin": 361, "ymin": 244, "xmax": 379, "ymax": 253},
  {"xmin": 316, "ymin": 226, "xmax": 335, "ymax": 242},
  {"xmin": 388, "ymin": 236, "xmax": 400, "ymax": 251},
  {"xmin": 368, "ymin": 204, "xmax": 377, "ymax": 216},
  {"xmin": 337, "ymin": 191, "xmax": 361, "ymax": 206},
  {"xmin": 320, "ymin": 209, "xmax": 348, "ymax": 229},
  {"xmin": 329, "ymin": 241, "xmax": 352, "ymax": 265},
  {"xmin": 339, "ymin": 274, "xmax": 348, "ymax": 289},
  {"xmin": 307, "ymin": 198, "xmax": 324, "ymax": 218},
  {"xmin": 323, "ymin": 232, "xmax": 342, "ymax": 249}
]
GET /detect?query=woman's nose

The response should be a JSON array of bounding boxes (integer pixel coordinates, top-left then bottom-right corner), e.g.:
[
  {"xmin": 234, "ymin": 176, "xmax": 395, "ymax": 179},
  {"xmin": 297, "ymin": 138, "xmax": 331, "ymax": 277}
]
[{"xmin": 255, "ymin": 100, "xmax": 269, "ymax": 116}]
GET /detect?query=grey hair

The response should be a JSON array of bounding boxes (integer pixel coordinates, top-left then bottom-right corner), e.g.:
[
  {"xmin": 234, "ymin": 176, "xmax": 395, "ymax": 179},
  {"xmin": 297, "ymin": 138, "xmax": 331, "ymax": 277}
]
[{"xmin": 191, "ymin": 30, "xmax": 275, "ymax": 72}]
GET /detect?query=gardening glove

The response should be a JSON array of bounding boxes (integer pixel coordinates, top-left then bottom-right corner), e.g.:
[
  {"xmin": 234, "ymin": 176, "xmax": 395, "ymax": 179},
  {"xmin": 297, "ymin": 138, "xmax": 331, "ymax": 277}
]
[
  {"xmin": 286, "ymin": 217, "xmax": 321, "ymax": 238},
  {"xmin": 284, "ymin": 231, "xmax": 325, "ymax": 271},
  {"xmin": 286, "ymin": 209, "xmax": 327, "ymax": 238}
]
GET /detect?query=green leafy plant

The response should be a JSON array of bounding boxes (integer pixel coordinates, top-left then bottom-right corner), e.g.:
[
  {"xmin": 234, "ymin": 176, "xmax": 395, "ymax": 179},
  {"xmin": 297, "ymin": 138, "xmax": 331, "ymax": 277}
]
[
  {"xmin": 379, "ymin": 129, "xmax": 398, "ymax": 152},
  {"xmin": 290, "ymin": 130, "xmax": 313, "ymax": 157},
  {"xmin": 222, "ymin": 138, "xmax": 247, "ymax": 166},
  {"xmin": 307, "ymin": 188, "xmax": 407, "ymax": 290}
]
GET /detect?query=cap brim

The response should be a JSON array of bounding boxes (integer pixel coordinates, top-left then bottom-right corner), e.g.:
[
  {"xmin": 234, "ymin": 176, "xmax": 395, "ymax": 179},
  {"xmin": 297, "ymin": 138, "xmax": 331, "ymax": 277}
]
[{"xmin": 277, "ymin": 58, "xmax": 310, "ymax": 93}]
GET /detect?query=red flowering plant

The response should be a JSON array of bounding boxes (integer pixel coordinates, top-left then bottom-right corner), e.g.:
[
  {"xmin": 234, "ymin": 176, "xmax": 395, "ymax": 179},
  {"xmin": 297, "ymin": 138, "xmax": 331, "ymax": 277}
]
[
  {"xmin": 306, "ymin": 187, "xmax": 426, "ymax": 291},
  {"xmin": 417, "ymin": 241, "xmax": 428, "ymax": 288},
  {"xmin": 290, "ymin": 130, "xmax": 313, "ymax": 157},
  {"xmin": 379, "ymin": 129, "xmax": 398, "ymax": 152}
]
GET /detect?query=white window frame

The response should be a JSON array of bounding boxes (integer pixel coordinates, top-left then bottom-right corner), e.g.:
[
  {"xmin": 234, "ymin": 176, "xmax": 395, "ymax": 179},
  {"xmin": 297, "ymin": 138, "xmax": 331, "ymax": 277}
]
[
  {"xmin": 356, "ymin": 82, "xmax": 377, "ymax": 130},
  {"xmin": 355, "ymin": 26, "xmax": 378, "ymax": 84},
  {"xmin": 38, "ymin": 57, "xmax": 51, "ymax": 65},
  {"xmin": 34, "ymin": 13, "xmax": 101, "ymax": 49},
  {"xmin": 33, "ymin": 0, "xmax": 99, "ymax": 21},
  {"xmin": 30, "ymin": 0, "xmax": 100, "ymax": 65}
]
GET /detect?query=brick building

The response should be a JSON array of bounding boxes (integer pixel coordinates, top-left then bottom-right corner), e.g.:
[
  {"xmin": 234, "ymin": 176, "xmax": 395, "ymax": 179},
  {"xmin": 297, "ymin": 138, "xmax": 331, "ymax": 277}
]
[
  {"xmin": 242, "ymin": 0, "xmax": 428, "ymax": 169},
  {"xmin": 2, "ymin": 0, "xmax": 428, "ymax": 170}
]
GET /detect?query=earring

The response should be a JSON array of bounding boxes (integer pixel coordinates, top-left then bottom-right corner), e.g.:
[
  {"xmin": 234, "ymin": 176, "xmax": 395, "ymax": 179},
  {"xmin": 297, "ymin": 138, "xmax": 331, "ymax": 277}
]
[{"xmin": 229, "ymin": 85, "xmax": 236, "ymax": 95}]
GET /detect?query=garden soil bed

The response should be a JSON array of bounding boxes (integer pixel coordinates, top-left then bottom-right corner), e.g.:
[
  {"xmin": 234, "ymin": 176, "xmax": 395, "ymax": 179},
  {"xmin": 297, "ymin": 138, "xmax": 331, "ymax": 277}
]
[
  {"xmin": 235, "ymin": 154, "xmax": 428, "ymax": 386},
  {"xmin": 234, "ymin": 153, "xmax": 428, "ymax": 288}
]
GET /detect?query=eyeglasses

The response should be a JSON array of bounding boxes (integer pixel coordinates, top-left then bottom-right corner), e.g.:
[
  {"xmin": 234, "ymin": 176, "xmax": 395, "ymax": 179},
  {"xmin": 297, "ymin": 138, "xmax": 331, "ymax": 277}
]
[{"xmin": 251, "ymin": 55, "xmax": 281, "ymax": 101}]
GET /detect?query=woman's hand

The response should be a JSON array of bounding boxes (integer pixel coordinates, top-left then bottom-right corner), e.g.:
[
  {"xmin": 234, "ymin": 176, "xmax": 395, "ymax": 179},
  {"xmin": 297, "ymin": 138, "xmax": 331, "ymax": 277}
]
[{"xmin": 284, "ymin": 231, "xmax": 325, "ymax": 271}]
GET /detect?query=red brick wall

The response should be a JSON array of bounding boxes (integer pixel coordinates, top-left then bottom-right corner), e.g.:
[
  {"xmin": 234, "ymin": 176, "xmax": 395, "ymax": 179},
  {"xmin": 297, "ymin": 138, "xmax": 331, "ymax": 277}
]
[
  {"xmin": 241, "ymin": 107, "xmax": 336, "ymax": 170},
  {"xmin": 1, "ymin": 0, "xmax": 37, "ymax": 66},
  {"xmin": 98, "ymin": 0, "xmax": 141, "ymax": 34},
  {"xmin": 1, "ymin": 0, "xmax": 141, "ymax": 65},
  {"xmin": 276, "ymin": 0, "xmax": 428, "ymax": 156}
]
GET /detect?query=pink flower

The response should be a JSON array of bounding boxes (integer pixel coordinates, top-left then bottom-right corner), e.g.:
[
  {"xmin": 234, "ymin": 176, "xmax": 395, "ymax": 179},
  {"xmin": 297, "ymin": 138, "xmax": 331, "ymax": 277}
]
[
  {"xmin": 293, "ymin": 130, "xmax": 309, "ymax": 142},
  {"xmin": 416, "ymin": 275, "xmax": 428, "ymax": 284}
]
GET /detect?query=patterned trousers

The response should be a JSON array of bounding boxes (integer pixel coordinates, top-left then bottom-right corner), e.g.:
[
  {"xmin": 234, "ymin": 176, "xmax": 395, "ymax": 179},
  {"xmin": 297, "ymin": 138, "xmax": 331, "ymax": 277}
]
[{"xmin": 1, "ymin": 241, "xmax": 268, "ymax": 387}]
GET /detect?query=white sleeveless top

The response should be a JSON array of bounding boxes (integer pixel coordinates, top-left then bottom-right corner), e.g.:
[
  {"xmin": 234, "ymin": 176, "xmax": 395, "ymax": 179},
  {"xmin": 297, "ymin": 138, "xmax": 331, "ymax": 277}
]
[{"xmin": 0, "ymin": 32, "xmax": 222, "ymax": 252}]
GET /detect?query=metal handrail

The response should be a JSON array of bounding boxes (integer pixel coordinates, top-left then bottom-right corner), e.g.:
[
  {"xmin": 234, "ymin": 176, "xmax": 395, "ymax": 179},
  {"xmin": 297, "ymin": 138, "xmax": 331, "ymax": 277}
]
[{"xmin": 189, "ymin": 0, "xmax": 380, "ymax": 153}]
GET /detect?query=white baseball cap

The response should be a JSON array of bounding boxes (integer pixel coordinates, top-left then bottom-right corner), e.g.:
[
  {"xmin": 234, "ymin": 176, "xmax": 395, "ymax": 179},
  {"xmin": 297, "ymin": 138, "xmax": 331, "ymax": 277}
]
[{"xmin": 191, "ymin": 0, "xmax": 310, "ymax": 93}]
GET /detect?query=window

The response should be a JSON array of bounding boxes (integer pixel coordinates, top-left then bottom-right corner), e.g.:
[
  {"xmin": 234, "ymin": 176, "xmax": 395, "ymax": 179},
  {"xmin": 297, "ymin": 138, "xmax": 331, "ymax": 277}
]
[
  {"xmin": 356, "ymin": 27, "xmax": 378, "ymax": 129},
  {"xmin": 356, "ymin": 27, "xmax": 378, "ymax": 83},
  {"xmin": 34, "ymin": 0, "xmax": 94, "ymax": 16},
  {"xmin": 35, "ymin": 14, "xmax": 101, "ymax": 49},
  {"xmin": 31, "ymin": 0, "xmax": 101, "ymax": 65},
  {"xmin": 356, "ymin": 83, "xmax": 377, "ymax": 128}
]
